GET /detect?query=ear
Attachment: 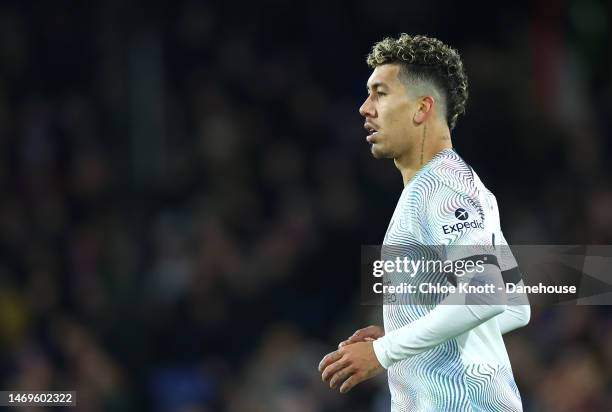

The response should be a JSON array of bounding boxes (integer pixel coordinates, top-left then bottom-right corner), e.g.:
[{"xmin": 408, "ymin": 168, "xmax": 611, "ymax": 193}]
[{"xmin": 413, "ymin": 96, "xmax": 435, "ymax": 124}]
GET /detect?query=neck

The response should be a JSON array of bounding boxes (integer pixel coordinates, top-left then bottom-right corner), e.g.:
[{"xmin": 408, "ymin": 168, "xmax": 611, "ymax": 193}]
[{"xmin": 393, "ymin": 121, "xmax": 452, "ymax": 186}]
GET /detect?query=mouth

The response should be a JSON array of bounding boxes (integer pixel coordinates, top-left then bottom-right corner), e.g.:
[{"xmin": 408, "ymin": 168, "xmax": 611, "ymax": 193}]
[{"xmin": 364, "ymin": 124, "xmax": 379, "ymax": 143}]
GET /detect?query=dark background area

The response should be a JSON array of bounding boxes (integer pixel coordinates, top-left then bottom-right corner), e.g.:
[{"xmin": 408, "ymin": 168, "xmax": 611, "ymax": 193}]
[{"xmin": 0, "ymin": 1, "xmax": 611, "ymax": 411}]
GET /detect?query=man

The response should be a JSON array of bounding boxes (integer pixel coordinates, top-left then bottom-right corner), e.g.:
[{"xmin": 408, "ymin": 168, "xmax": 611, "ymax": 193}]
[{"xmin": 318, "ymin": 34, "xmax": 530, "ymax": 411}]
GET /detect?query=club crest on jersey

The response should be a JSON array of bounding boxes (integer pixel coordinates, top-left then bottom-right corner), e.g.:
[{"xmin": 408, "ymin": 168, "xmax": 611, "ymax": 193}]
[{"xmin": 442, "ymin": 208, "xmax": 484, "ymax": 234}]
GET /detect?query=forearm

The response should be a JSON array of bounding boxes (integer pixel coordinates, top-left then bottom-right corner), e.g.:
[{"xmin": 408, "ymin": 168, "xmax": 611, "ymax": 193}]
[
  {"xmin": 373, "ymin": 301, "xmax": 505, "ymax": 368},
  {"xmin": 372, "ymin": 263, "xmax": 509, "ymax": 369}
]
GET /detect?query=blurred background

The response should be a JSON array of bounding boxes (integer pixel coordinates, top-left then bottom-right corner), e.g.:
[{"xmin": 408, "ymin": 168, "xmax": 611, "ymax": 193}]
[{"xmin": 0, "ymin": 1, "xmax": 611, "ymax": 411}]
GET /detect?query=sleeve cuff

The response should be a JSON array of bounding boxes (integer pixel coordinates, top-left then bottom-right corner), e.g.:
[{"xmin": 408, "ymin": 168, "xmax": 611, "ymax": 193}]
[{"xmin": 372, "ymin": 337, "xmax": 393, "ymax": 369}]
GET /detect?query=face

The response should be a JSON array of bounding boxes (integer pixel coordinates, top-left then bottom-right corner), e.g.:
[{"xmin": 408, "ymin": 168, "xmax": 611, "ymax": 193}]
[{"xmin": 359, "ymin": 64, "xmax": 418, "ymax": 159}]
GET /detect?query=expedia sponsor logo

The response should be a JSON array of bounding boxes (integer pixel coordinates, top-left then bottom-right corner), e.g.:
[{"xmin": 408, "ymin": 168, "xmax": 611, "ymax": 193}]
[
  {"xmin": 443, "ymin": 208, "xmax": 484, "ymax": 234},
  {"xmin": 442, "ymin": 219, "xmax": 485, "ymax": 234}
]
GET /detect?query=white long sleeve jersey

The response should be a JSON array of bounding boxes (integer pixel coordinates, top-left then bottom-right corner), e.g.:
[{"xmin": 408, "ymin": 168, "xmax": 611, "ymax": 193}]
[{"xmin": 372, "ymin": 148, "xmax": 529, "ymax": 412}]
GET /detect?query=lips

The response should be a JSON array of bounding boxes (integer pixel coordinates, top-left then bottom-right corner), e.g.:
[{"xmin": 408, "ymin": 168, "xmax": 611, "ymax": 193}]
[{"xmin": 364, "ymin": 123, "xmax": 379, "ymax": 143}]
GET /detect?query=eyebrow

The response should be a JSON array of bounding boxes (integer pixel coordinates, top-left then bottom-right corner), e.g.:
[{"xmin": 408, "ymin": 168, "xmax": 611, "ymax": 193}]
[{"xmin": 367, "ymin": 82, "xmax": 388, "ymax": 92}]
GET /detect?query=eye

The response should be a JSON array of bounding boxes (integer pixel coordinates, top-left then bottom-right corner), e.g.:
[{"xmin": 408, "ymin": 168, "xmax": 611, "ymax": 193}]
[{"xmin": 377, "ymin": 91, "xmax": 386, "ymax": 96}]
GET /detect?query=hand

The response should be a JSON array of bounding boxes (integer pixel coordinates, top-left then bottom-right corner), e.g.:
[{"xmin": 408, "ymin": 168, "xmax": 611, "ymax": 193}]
[
  {"xmin": 318, "ymin": 341, "xmax": 384, "ymax": 394},
  {"xmin": 338, "ymin": 325, "xmax": 384, "ymax": 348}
]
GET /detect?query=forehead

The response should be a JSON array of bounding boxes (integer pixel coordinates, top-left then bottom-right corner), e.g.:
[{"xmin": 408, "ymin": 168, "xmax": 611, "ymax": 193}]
[{"xmin": 367, "ymin": 64, "xmax": 402, "ymax": 89}]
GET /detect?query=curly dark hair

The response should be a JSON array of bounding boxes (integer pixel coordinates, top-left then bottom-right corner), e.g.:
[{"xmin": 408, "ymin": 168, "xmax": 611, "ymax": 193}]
[{"xmin": 366, "ymin": 34, "xmax": 468, "ymax": 130}]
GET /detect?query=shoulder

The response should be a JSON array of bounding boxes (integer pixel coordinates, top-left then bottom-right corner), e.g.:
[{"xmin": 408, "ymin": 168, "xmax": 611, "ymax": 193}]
[
  {"xmin": 409, "ymin": 150, "xmax": 480, "ymax": 212},
  {"xmin": 408, "ymin": 152, "xmax": 490, "ymax": 245},
  {"xmin": 419, "ymin": 149, "xmax": 477, "ymax": 197}
]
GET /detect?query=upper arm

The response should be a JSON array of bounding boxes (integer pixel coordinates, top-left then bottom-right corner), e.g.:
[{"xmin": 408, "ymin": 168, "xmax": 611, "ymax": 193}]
[{"xmin": 416, "ymin": 182, "xmax": 507, "ymax": 304}]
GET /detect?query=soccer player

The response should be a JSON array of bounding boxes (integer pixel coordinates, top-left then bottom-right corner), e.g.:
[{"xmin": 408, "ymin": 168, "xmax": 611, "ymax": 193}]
[{"xmin": 318, "ymin": 34, "xmax": 531, "ymax": 411}]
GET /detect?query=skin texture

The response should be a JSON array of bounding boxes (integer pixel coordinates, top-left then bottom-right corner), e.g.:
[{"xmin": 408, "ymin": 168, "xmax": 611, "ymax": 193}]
[
  {"xmin": 319, "ymin": 63, "xmax": 455, "ymax": 394},
  {"xmin": 338, "ymin": 325, "xmax": 385, "ymax": 348},
  {"xmin": 318, "ymin": 341, "xmax": 384, "ymax": 393}
]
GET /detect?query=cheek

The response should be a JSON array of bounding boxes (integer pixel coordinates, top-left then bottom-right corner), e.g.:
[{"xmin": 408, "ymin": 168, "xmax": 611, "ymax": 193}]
[
  {"xmin": 387, "ymin": 103, "xmax": 412, "ymax": 130},
  {"xmin": 383, "ymin": 107, "xmax": 405, "ymax": 132}
]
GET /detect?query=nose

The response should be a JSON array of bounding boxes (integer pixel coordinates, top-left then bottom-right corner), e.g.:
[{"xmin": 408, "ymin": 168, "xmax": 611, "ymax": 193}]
[{"xmin": 359, "ymin": 95, "xmax": 375, "ymax": 118}]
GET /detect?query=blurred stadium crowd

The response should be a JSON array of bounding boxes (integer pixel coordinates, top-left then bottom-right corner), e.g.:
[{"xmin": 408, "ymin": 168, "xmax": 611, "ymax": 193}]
[{"xmin": 0, "ymin": 1, "xmax": 611, "ymax": 411}]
